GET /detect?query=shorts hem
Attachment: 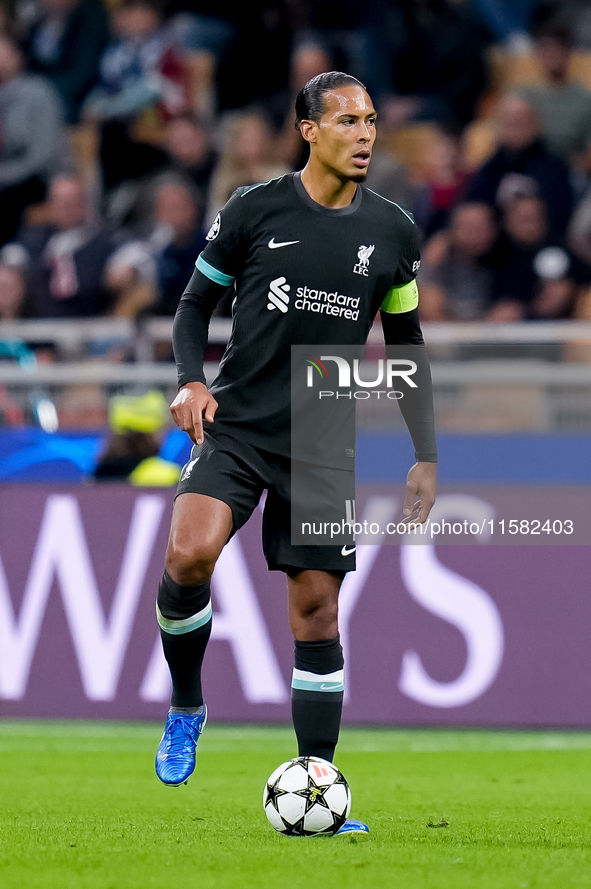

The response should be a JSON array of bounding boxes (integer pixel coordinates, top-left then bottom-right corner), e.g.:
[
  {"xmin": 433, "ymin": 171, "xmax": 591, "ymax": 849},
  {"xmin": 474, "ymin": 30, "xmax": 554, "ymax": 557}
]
[{"xmin": 266, "ymin": 559, "xmax": 355, "ymax": 574}]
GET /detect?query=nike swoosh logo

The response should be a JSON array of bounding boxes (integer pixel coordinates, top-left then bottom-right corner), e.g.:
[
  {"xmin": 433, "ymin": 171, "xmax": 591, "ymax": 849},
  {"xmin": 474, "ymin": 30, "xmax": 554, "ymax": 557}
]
[
  {"xmin": 268, "ymin": 238, "xmax": 299, "ymax": 249},
  {"xmin": 341, "ymin": 545, "xmax": 356, "ymax": 557},
  {"xmin": 320, "ymin": 683, "xmax": 343, "ymax": 690}
]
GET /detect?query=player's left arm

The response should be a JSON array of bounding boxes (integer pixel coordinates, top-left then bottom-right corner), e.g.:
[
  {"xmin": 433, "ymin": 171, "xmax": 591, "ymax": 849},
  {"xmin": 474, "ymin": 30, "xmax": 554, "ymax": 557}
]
[{"xmin": 380, "ymin": 223, "xmax": 437, "ymax": 524}]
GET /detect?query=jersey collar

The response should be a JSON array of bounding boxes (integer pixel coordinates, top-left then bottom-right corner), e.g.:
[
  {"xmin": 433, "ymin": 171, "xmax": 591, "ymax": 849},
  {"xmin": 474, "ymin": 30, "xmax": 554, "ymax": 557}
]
[{"xmin": 292, "ymin": 172, "xmax": 363, "ymax": 216}]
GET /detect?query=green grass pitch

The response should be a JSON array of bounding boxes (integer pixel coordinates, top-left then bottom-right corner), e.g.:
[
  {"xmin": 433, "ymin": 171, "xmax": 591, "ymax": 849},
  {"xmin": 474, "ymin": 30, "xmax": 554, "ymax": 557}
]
[{"xmin": 1, "ymin": 721, "xmax": 591, "ymax": 888}]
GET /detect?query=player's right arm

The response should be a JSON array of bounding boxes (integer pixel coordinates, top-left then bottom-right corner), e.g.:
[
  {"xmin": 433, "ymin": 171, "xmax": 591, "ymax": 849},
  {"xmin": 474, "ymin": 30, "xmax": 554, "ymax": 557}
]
[
  {"xmin": 171, "ymin": 265, "xmax": 232, "ymax": 445},
  {"xmin": 171, "ymin": 190, "xmax": 250, "ymax": 444}
]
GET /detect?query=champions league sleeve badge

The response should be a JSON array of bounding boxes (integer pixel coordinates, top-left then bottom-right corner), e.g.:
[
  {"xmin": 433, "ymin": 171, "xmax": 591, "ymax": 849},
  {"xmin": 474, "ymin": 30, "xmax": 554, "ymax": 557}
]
[{"xmin": 206, "ymin": 213, "xmax": 221, "ymax": 241}]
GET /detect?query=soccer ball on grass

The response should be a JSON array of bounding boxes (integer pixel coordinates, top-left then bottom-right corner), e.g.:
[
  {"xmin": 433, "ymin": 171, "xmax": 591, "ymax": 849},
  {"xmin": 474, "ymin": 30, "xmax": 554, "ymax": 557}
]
[{"xmin": 263, "ymin": 756, "xmax": 351, "ymax": 836}]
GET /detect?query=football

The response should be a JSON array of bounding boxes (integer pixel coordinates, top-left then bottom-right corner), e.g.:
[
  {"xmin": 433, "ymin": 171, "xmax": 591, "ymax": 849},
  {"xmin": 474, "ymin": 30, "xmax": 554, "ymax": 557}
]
[{"xmin": 263, "ymin": 756, "xmax": 351, "ymax": 836}]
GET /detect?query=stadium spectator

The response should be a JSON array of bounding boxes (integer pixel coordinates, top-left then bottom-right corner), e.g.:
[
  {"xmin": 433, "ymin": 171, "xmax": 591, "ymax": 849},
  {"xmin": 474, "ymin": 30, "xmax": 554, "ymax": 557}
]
[
  {"xmin": 213, "ymin": 2, "xmax": 290, "ymax": 117},
  {"xmin": 206, "ymin": 111, "xmax": 289, "ymax": 223},
  {"xmin": 149, "ymin": 175, "xmax": 205, "ymax": 316},
  {"xmin": 0, "ymin": 262, "xmax": 26, "ymax": 320},
  {"xmin": 102, "ymin": 113, "xmax": 215, "ymax": 236},
  {"xmin": 93, "ymin": 390, "xmax": 181, "ymax": 485},
  {"xmin": 6, "ymin": 174, "xmax": 124, "ymax": 318},
  {"xmin": 164, "ymin": 4, "xmax": 240, "ymax": 118},
  {"xmin": 465, "ymin": 93, "xmax": 573, "ymax": 235},
  {"xmin": 468, "ymin": 0, "xmax": 535, "ymax": 51},
  {"xmin": 521, "ymin": 23, "xmax": 591, "ymax": 167},
  {"xmin": 279, "ymin": 42, "xmax": 333, "ymax": 170},
  {"xmin": 379, "ymin": 0, "xmax": 489, "ymax": 128},
  {"xmin": 0, "ymin": 258, "xmax": 59, "ymax": 368},
  {"xmin": 164, "ymin": 114, "xmax": 216, "ymax": 199},
  {"xmin": 0, "ymin": 3, "xmax": 15, "ymax": 38},
  {"xmin": 24, "ymin": 0, "xmax": 110, "ymax": 124},
  {"xmin": 83, "ymin": 0, "xmax": 184, "ymax": 123},
  {"xmin": 105, "ymin": 174, "xmax": 205, "ymax": 321},
  {"xmin": 418, "ymin": 202, "xmax": 499, "ymax": 320},
  {"xmin": 568, "ymin": 185, "xmax": 591, "ymax": 266},
  {"xmin": 0, "ymin": 36, "xmax": 71, "ymax": 246},
  {"xmin": 490, "ymin": 195, "xmax": 589, "ymax": 319},
  {"xmin": 83, "ymin": 0, "xmax": 185, "ymax": 190},
  {"xmin": 291, "ymin": 2, "xmax": 383, "ymax": 100},
  {"xmin": 535, "ymin": 1, "xmax": 591, "ymax": 50},
  {"xmin": 364, "ymin": 147, "xmax": 413, "ymax": 211},
  {"xmin": 164, "ymin": 4, "xmax": 291, "ymax": 118},
  {"xmin": 0, "ymin": 250, "xmax": 58, "ymax": 364},
  {"xmin": 412, "ymin": 129, "xmax": 469, "ymax": 236}
]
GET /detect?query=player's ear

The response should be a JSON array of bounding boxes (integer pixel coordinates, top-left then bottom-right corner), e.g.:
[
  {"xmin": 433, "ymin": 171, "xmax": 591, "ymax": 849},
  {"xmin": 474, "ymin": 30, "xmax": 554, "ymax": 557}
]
[{"xmin": 299, "ymin": 120, "xmax": 317, "ymax": 144}]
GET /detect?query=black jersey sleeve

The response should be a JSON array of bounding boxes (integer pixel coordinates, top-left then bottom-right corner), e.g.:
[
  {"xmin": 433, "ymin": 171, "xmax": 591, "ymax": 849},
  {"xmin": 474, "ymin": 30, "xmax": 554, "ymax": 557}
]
[
  {"xmin": 380, "ymin": 307, "xmax": 423, "ymax": 344},
  {"xmin": 173, "ymin": 187, "xmax": 253, "ymax": 388},
  {"xmin": 380, "ymin": 217, "xmax": 421, "ymax": 315},
  {"xmin": 173, "ymin": 268, "xmax": 229, "ymax": 388},
  {"xmin": 197, "ymin": 187, "xmax": 251, "ymax": 284},
  {"xmin": 381, "ymin": 308, "xmax": 437, "ymax": 464},
  {"xmin": 391, "ymin": 215, "xmax": 421, "ymax": 287}
]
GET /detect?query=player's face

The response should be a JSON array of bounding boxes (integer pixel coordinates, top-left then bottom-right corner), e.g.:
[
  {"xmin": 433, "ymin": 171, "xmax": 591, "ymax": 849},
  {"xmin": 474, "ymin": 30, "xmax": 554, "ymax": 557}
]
[{"xmin": 310, "ymin": 86, "xmax": 377, "ymax": 182}]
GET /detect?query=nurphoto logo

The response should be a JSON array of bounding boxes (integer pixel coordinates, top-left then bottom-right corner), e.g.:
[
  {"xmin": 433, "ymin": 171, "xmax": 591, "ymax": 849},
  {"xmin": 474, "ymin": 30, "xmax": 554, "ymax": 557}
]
[{"xmin": 305, "ymin": 354, "xmax": 417, "ymax": 399}]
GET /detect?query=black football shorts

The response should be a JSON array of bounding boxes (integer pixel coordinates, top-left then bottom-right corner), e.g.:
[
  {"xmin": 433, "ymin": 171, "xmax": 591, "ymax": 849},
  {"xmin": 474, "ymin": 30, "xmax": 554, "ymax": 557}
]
[{"xmin": 175, "ymin": 432, "xmax": 356, "ymax": 573}]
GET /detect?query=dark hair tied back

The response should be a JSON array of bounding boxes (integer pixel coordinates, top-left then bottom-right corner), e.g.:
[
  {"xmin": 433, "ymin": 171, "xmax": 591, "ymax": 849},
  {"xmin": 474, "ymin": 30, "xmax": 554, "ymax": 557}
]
[{"xmin": 294, "ymin": 71, "xmax": 366, "ymax": 130}]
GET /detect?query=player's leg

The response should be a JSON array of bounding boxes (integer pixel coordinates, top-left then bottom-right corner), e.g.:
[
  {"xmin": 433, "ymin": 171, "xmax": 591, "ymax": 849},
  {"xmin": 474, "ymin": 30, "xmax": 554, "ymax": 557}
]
[
  {"xmin": 263, "ymin": 459, "xmax": 353, "ymax": 764},
  {"xmin": 156, "ymin": 492, "xmax": 232, "ymax": 786},
  {"xmin": 160, "ymin": 491, "xmax": 232, "ymax": 709},
  {"xmin": 262, "ymin": 459, "xmax": 368, "ymax": 831},
  {"xmin": 288, "ymin": 569, "xmax": 369, "ymax": 836},
  {"xmin": 156, "ymin": 437, "xmax": 265, "ymax": 785},
  {"xmin": 287, "ymin": 569, "xmax": 344, "ymax": 763},
  {"xmin": 263, "ymin": 459, "xmax": 368, "ymax": 834}
]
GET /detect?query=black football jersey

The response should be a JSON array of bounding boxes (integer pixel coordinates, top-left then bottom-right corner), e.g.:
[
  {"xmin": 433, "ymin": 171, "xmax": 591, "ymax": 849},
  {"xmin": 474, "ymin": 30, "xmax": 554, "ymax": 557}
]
[{"xmin": 189, "ymin": 172, "xmax": 421, "ymax": 458}]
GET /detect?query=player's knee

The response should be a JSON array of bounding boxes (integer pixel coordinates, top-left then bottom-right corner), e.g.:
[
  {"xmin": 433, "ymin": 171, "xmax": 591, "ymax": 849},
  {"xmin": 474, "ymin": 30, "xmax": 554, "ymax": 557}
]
[
  {"xmin": 294, "ymin": 596, "xmax": 339, "ymax": 639},
  {"xmin": 165, "ymin": 539, "xmax": 220, "ymax": 585}
]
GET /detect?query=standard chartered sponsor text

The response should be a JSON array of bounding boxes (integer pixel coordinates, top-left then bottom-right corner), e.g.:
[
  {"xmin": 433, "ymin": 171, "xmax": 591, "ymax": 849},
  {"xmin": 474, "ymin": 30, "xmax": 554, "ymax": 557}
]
[{"xmin": 295, "ymin": 285, "xmax": 360, "ymax": 319}]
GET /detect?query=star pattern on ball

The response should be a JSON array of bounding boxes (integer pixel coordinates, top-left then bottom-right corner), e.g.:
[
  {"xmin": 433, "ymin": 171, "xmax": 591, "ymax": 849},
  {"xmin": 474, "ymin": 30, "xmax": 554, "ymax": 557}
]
[
  {"xmin": 289, "ymin": 818, "xmax": 307, "ymax": 836},
  {"xmin": 304, "ymin": 775, "xmax": 330, "ymax": 814},
  {"xmin": 265, "ymin": 780, "xmax": 287, "ymax": 809}
]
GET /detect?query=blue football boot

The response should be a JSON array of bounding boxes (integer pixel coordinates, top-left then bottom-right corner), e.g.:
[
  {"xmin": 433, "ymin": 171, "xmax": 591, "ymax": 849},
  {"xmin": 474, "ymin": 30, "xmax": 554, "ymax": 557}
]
[
  {"xmin": 155, "ymin": 705, "xmax": 207, "ymax": 786},
  {"xmin": 334, "ymin": 818, "xmax": 370, "ymax": 837}
]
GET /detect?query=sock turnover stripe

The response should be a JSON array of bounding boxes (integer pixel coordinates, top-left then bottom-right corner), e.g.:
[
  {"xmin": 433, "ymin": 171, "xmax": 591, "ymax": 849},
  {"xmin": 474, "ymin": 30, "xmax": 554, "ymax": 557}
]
[
  {"xmin": 156, "ymin": 601, "xmax": 212, "ymax": 635},
  {"xmin": 291, "ymin": 668, "xmax": 344, "ymax": 692}
]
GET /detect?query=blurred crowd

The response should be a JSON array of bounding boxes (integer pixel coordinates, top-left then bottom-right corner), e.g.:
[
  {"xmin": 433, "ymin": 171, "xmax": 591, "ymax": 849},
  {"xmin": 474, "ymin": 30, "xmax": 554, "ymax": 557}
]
[{"xmin": 2, "ymin": 0, "xmax": 591, "ymax": 337}]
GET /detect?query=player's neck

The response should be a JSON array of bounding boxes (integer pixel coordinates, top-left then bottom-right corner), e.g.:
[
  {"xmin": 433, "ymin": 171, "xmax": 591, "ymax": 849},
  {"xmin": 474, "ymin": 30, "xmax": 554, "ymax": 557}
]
[{"xmin": 300, "ymin": 163, "xmax": 358, "ymax": 209}]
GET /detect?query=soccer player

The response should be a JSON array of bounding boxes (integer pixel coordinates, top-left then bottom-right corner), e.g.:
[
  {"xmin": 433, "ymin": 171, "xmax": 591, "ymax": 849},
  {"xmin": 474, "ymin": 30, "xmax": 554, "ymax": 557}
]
[{"xmin": 155, "ymin": 71, "xmax": 437, "ymax": 835}]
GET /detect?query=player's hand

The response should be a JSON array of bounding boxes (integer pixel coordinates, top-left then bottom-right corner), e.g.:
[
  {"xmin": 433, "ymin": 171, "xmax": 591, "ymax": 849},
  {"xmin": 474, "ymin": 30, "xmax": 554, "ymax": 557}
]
[
  {"xmin": 402, "ymin": 462, "xmax": 437, "ymax": 525},
  {"xmin": 170, "ymin": 382, "xmax": 218, "ymax": 445}
]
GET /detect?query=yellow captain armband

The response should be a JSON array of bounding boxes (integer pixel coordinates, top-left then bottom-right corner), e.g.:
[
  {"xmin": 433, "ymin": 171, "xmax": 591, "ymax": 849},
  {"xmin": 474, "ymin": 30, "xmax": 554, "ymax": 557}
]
[{"xmin": 380, "ymin": 279, "xmax": 419, "ymax": 314}]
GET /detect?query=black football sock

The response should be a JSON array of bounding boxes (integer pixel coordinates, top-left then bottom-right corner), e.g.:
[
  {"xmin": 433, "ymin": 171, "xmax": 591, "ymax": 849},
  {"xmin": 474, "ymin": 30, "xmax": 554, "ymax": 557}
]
[
  {"xmin": 157, "ymin": 571, "xmax": 212, "ymax": 709},
  {"xmin": 291, "ymin": 636, "xmax": 344, "ymax": 762}
]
